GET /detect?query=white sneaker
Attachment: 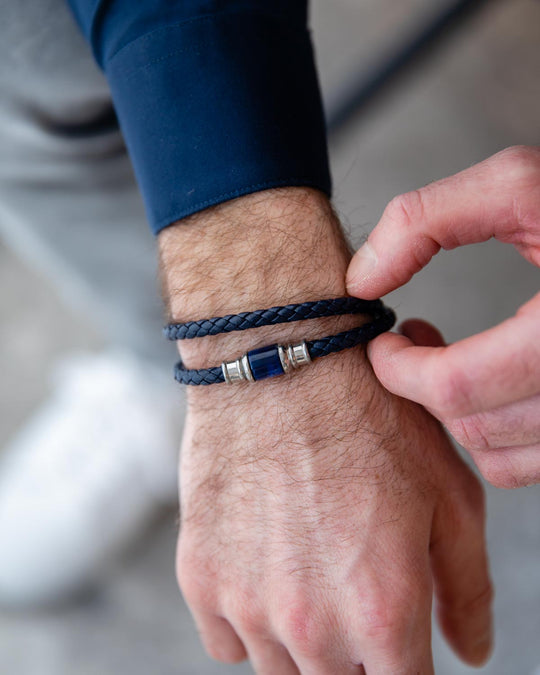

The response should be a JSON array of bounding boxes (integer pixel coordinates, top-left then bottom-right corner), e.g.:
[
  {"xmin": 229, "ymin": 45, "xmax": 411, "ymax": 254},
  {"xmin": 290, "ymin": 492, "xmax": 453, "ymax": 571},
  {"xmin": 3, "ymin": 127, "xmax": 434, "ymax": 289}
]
[{"xmin": 0, "ymin": 350, "xmax": 183, "ymax": 607}]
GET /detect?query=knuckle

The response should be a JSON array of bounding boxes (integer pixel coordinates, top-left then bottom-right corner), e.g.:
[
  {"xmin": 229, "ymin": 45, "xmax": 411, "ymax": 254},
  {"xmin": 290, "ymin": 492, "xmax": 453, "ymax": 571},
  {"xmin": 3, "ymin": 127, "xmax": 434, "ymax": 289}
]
[
  {"xmin": 176, "ymin": 566, "xmax": 204, "ymax": 607},
  {"xmin": 175, "ymin": 550, "xmax": 216, "ymax": 611},
  {"xmin": 277, "ymin": 598, "xmax": 326, "ymax": 657},
  {"xmin": 385, "ymin": 189, "xmax": 427, "ymax": 229},
  {"xmin": 474, "ymin": 453, "xmax": 528, "ymax": 490},
  {"xmin": 357, "ymin": 585, "xmax": 424, "ymax": 648},
  {"xmin": 495, "ymin": 145, "xmax": 540, "ymax": 177},
  {"xmin": 432, "ymin": 366, "xmax": 473, "ymax": 418},
  {"xmin": 383, "ymin": 189, "xmax": 442, "ymax": 270},
  {"xmin": 448, "ymin": 415, "xmax": 492, "ymax": 452},
  {"xmin": 362, "ymin": 607, "xmax": 410, "ymax": 647},
  {"xmin": 233, "ymin": 600, "xmax": 265, "ymax": 637},
  {"xmin": 494, "ymin": 146, "xmax": 540, "ymax": 238}
]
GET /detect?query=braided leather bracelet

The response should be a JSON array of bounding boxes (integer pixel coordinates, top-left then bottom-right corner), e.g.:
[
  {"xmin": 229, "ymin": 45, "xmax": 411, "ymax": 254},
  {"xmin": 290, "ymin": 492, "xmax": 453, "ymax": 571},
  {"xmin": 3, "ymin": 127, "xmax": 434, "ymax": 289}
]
[
  {"xmin": 164, "ymin": 297, "xmax": 384, "ymax": 340},
  {"xmin": 166, "ymin": 300, "xmax": 395, "ymax": 386}
]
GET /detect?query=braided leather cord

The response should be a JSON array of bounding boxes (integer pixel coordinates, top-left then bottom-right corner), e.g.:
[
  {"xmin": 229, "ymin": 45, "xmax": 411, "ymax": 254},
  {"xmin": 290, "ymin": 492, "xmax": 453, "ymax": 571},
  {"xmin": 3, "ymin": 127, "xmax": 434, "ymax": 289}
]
[
  {"xmin": 165, "ymin": 297, "xmax": 384, "ymax": 340},
  {"xmin": 173, "ymin": 306, "xmax": 396, "ymax": 385},
  {"xmin": 307, "ymin": 306, "xmax": 395, "ymax": 358},
  {"xmin": 174, "ymin": 364, "xmax": 225, "ymax": 386}
]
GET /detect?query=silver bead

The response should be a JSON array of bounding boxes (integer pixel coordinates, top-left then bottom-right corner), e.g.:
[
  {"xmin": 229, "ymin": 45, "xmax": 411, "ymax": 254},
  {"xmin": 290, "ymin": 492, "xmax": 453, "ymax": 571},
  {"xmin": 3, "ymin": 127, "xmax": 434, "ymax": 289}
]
[
  {"xmin": 287, "ymin": 340, "xmax": 312, "ymax": 369},
  {"xmin": 277, "ymin": 344, "xmax": 292, "ymax": 373},
  {"xmin": 221, "ymin": 354, "xmax": 254, "ymax": 384},
  {"xmin": 278, "ymin": 340, "xmax": 312, "ymax": 372}
]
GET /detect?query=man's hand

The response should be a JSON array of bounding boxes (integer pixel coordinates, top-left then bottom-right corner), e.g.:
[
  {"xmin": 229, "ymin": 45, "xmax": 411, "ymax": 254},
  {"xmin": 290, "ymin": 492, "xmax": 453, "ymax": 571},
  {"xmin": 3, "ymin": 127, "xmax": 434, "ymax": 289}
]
[
  {"xmin": 160, "ymin": 188, "xmax": 492, "ymax": 673},
  {"xmin": 346, "ymin": 146, "xmax": 540, "ymax": 489}
]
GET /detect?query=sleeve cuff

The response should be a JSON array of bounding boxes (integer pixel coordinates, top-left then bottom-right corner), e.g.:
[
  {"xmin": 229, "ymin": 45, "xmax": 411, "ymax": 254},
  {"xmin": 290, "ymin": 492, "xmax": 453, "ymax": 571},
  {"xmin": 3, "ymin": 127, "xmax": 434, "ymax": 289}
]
[{"xmin": 104, "ymin": 9, "xmax": 331, "ymax": 234}]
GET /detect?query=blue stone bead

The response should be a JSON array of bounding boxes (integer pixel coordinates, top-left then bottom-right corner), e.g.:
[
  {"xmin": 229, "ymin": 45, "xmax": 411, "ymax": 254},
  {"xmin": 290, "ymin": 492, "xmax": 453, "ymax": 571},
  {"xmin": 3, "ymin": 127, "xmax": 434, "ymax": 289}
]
[{"xmin": 247, "ymin": 344, "xmax": 284, "ymax": 381}]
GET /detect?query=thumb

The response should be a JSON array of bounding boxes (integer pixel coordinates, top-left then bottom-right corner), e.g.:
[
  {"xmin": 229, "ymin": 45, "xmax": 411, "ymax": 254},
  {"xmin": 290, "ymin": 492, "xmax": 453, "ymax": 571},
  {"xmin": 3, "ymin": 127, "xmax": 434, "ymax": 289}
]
[{"xmin": 346, "ymin": 146, "xmax": 540, "ymax": 299}]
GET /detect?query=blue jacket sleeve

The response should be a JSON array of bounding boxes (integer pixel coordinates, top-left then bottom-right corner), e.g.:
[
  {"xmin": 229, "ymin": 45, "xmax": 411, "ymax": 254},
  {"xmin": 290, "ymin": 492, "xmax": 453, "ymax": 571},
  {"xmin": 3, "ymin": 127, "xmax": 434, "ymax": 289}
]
[{"xmin": 67, "ymin": 0, "xmax": 331, "ymax": 235}]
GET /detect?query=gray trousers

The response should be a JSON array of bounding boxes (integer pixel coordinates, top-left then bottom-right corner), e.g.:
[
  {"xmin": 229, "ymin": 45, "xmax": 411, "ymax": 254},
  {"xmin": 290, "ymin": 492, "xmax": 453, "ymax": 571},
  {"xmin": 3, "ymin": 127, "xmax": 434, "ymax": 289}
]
[{"xmin": 0, "ymin": 0, "xmax": 175, "ymax": 366}]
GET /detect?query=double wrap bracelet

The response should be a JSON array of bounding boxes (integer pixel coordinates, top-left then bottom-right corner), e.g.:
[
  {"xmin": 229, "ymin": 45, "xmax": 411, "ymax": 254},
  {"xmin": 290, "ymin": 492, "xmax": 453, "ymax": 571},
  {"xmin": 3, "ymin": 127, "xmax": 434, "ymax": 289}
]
[{"xmin": 164, "ymin": 297, "xmax": 396, "ymax": 386}]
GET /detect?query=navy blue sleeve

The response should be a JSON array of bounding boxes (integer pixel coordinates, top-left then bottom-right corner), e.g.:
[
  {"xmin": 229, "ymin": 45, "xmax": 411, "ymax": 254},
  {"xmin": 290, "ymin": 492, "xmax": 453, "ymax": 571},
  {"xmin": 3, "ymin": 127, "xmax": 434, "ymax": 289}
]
[{"xmin": 67, "ymin": 0, "xmax": 331, "ymax": 235}]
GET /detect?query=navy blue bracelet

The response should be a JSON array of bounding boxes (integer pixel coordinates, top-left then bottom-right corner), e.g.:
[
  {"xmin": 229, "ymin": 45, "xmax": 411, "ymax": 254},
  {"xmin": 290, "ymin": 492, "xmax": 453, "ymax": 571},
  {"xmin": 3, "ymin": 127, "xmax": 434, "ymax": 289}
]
[
  {"xmin": 164, "ymin": 297, "xmax": 385, "ymax": 340},
  {"xmin": 173, "ymin": 304, "xmax": 395, "ymax": 386}
]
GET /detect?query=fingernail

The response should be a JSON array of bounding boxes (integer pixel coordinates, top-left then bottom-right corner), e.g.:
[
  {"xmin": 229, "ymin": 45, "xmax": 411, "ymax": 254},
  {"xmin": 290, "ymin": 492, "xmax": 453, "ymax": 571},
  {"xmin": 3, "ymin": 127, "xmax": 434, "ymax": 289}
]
[{"xmin": 347, "ymin": 242, "xmax": 378, "ymax": 290}]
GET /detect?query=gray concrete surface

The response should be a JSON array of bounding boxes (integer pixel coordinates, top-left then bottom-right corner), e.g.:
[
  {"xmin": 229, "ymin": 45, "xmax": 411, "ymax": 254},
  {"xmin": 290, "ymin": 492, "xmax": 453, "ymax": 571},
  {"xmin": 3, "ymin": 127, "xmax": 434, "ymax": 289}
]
[{"xmin": 0, "ymin": 1, "xmax": 539, "ymax": 673}]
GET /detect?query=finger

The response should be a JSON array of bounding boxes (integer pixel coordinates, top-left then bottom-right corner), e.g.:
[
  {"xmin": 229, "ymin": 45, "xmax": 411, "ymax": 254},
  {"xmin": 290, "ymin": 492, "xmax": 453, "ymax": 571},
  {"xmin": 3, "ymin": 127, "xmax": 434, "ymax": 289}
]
[
  {"xmin": 430, "ymin": 478, "xmax": 493, "ymax": 666},
  {"xmin": 367, "ymin": 292, "xmax": 540, "ymax": 418},
  {"xmin": 269, "ymin": 600, "xmax": 362, "ymax": 675},
  {"xmin": 349, "ymin": 549, "xmax": 434, "ymax": 674},
  {"xmin": 399, "ymin": 318, "xmax": 446, "ymax": 347},
  {"xmin": 471, "ymin": 442, "xmax": 540, "ymax": 489},
  {"xmin": 245, "ymin": 637, "xmax": 300, "ymax": 675},
  {"xmin": 192, "ymin": 612, "xmax": 247, "ymax": 664},
  {"xmin": 356, "ymin": 592, "xmax": 434, "ymax": 675},
  {"xmin": 448, "ymin": 392, "xmax": 540, "ymax": 451},
  {"xmin": 346, "ymin": 145, "xmax": 540, "ymax": 298}
]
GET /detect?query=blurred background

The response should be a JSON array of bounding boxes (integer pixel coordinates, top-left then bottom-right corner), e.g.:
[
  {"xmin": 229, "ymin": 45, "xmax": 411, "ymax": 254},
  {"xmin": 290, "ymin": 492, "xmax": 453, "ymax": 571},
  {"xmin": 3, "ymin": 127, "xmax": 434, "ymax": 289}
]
[{"xmin": 0, "ymin": 0, "xmax": 539, "ymax": 673}]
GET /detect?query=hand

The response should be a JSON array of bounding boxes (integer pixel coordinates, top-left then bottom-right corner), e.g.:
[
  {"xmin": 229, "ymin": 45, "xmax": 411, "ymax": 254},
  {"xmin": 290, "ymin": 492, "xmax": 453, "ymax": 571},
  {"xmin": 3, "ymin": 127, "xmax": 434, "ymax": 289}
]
[
  {"xmin": 160, "ymin": 189, "xmax": 492, "ymax": 673},
  {"xmin": 346, "ymin": 146, "xmax": 540, "ymax": 489},
  {"xmin": 177, "ymin": 343, "xmax": 492, "ymax": 674}
]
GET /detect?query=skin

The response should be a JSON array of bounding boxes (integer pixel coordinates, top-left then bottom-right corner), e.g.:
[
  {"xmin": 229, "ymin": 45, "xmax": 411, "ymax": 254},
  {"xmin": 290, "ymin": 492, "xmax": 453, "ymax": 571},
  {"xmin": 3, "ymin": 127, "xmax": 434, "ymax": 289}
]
[
  {"xmin": 159, "ymin": 188, "xmax": 492, "ymax": 674},
  {"xmin": 347, "ymin": 146, "xmax": 540, "ymax": 490}
]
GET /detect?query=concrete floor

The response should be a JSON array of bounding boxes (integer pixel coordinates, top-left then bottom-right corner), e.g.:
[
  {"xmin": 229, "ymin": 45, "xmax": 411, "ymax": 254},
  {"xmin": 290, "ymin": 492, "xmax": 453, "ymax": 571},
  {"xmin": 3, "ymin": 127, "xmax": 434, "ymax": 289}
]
[{"xmin": 1, "ymin": 0, "xmax": 539, "ymax": 673}]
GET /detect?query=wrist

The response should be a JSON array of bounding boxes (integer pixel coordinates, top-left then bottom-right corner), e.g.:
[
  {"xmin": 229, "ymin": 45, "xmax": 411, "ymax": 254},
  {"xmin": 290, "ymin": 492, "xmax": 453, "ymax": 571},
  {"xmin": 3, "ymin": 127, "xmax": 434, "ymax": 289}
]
[
  {"xmin": 158, "ymin": 187, "xmax": 351, "ymax": 313},
  {"xmin": 159, "ymin": 188, "xmax": 362, "ymax": 368}
]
